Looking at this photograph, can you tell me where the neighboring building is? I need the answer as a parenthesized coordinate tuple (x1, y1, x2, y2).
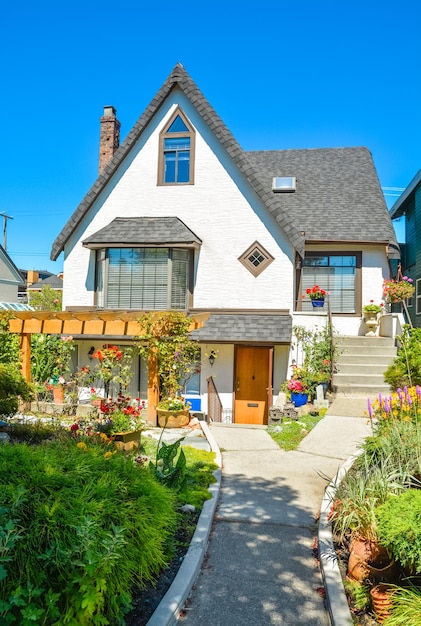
(0, 245, 24, 304)
(390, 169, 421, 327)
(18, 269, 55, 302)
(26, 272, 63, 303)
(50, 64, 399, 423)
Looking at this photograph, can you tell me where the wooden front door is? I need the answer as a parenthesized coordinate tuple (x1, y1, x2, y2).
(234, 346, 273, 425)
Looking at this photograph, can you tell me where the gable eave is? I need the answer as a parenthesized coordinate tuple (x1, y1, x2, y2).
(51, 63, 304, 260)
(0, 246, 24, 284)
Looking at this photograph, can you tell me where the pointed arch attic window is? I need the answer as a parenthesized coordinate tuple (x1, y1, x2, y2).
(158, 108, 195, 185)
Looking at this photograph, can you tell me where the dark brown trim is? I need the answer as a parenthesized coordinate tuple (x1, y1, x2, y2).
(296, 250, 362, 314)
(157, 106, 195, 186)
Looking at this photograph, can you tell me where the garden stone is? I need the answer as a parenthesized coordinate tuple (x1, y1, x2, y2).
(0, 432, 11, 443)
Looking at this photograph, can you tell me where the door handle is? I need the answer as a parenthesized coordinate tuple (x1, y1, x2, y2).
(236, 378, 240, 392)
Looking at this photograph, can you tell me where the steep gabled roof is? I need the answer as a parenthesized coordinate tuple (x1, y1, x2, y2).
(50, 63, 305, 261)
(50, 63, 399, 261)
(247, 148, 399, 255)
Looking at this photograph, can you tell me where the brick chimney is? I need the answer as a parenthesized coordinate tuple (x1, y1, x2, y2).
(27, 270, 39, 287)
(99, 105, 121, 174)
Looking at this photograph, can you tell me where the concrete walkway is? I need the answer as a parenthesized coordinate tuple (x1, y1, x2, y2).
(174, 401, 372, 626)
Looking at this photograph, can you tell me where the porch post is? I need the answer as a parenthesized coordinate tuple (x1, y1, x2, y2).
(147, 351, 159, 426)
(21, 333, 31, 381)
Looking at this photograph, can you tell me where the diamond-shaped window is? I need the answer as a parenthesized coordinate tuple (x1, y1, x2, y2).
(238, 242, 274, 277)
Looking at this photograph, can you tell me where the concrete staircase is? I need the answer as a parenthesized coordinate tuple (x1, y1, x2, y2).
(332, 335, 397, 397)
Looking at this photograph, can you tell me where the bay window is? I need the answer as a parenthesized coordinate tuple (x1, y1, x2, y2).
(96, 247, 190, 310)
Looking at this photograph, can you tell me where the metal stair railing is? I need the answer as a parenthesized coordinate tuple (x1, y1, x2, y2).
(206, 376, 223, 423)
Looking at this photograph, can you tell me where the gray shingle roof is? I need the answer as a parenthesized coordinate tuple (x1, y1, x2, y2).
(50, 64, 399, 261)
(27, 274, 63, 290)
(189, 313, 292, 343)
(51, 63, 305, 260)
(82, 217, 202, 247)
(247, 148, 399, 256)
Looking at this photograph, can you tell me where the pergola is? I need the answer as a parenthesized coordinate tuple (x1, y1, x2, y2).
(7, 310, 209, 425)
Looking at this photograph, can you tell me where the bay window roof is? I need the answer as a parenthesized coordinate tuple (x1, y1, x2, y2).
(82, 217, 202, 249)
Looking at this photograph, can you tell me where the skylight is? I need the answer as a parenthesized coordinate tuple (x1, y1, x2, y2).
(272, 177, 296, 192)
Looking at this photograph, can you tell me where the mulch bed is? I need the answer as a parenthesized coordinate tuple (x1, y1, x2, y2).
(124, 514, 199, 626)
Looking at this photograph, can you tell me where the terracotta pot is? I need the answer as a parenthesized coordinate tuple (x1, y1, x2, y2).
(370, 584, 395, 623)
(348, 538, 397, 583)
(157, 408, 190, 428)
(53, 385, 65, 404)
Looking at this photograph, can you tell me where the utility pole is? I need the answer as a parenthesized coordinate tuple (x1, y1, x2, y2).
(0, 212, 13, 251)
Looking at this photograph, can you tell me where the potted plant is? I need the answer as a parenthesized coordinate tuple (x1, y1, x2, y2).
(362, 301, 384, 336)
(156, 396, 192, 428)
(98, 393, 145, 450)
(287, 366, 310, 406)
(362, 301, 384, 316)
(302, 285, 329, 308)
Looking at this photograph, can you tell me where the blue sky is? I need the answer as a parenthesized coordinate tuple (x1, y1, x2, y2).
(1, 0, 419, 274)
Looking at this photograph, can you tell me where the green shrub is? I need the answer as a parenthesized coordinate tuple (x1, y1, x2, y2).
(0, 364, 33, 417)
(0, 313, 20, 367)
(384, 326, 421, 390)
(0, 437, 178, 624)
(376, 489, 421, 574)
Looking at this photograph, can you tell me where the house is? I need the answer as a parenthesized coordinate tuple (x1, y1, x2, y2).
(26, 272, 63, 307)
(50, 63, 399, 424)
(390, 169, 421, 327)
(0, 245, 24, 307)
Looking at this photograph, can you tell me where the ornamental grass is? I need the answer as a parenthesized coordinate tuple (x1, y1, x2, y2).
(0, 435, 178, 625)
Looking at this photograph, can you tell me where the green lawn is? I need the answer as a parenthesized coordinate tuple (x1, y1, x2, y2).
(267, 410, 326, 450)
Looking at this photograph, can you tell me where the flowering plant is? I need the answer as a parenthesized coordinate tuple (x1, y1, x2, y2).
(46, 374, 67, 389)
(302, 285, 329, 300)
(363, 301, 384, 314)
(98, 393, 146, 433)
(90, 344, 133, 394)
(383, 276, 415, 303)
(92, 344, 123, 362)
(286, 365, 310, 393)
(156, 397, 191, 411)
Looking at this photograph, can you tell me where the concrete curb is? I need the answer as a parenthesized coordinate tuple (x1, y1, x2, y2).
(146, 422, 222, 626)
(318, 452, 363, 626)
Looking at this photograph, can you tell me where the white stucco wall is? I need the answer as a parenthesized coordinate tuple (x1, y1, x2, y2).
(62, 91, 294, 310)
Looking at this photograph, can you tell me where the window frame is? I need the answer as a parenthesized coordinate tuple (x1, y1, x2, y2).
(298, 251, 362, 314)
(238, 241, 274, 277)
(158, 107, 195, 186)
(95, 246, 194, 310)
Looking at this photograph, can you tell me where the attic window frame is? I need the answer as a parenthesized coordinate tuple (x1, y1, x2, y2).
(272, 177, 296, 192)
(238, 241, 274, 277)
(158, 107, 195, 186)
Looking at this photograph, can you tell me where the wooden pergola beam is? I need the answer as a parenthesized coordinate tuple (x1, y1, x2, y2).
(5, 310, 209, 426)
